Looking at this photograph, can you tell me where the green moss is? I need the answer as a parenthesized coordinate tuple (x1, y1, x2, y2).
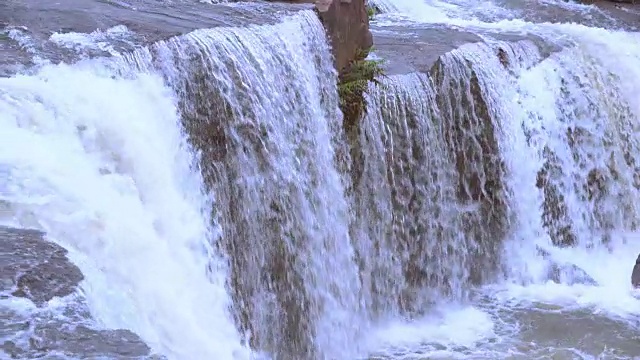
(338, 49, 385, 128)
(367, 6, 375, 19)
(366, 4, 381, 20)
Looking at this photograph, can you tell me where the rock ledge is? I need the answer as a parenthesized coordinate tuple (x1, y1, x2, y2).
(0, 226, 160, 359)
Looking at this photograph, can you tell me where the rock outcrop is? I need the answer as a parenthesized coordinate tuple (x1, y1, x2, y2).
(275, 0, 373, 74)
(547, 262, 598, 286)
(1, 227, 84, 306)
(0, 226, 160, 359)
(632, 254, 640, 288)
(314, 0, 373, 74)
(536, 246, 598, 286)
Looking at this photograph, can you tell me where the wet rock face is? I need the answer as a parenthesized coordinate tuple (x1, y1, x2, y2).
(536, 148, 577, 247)
(430, 58, 508, 286)
(315, 0, 374, 73)
(632, 254, 640, 288)
(1, 311, 158, 359)
(0, 227, 83, 306)
(276, 0, 373, 73)
(536, 247, 597, 286)
(0, 226, 158, 359)
(547, 263, 598, 286)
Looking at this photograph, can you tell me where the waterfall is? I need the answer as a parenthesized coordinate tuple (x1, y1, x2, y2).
(354, 72, 475, 316)
(128, 11, 363, 359)
(361, 0, 640, 356)
(366, 0, 640, 285)
(354, 40, 542, 317)
(1, 9, 360, 360)
(0, 58, 247, 358)
(4, 0, 640, 359)
(499, 27, 640, 289)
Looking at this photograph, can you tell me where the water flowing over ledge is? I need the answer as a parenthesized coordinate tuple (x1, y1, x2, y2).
(2, 0, 640, 359)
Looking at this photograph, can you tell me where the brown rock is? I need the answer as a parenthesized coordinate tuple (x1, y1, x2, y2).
(314, 0, 373, 73)
(0, 226, 159, 359)
(265, 0, 373, 72)
(430, 56, 508, 285)
(0, 227, 83, 306)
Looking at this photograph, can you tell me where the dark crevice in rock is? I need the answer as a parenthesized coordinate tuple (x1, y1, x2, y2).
(536, 147, 577, 247)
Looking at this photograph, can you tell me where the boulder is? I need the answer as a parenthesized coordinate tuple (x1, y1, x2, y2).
(0, 226, 160, 359)
(314, 0, 374, 73)
(547, 262, 598, 286)
(268, 0, 373, 73)
(0, 227, 83, 305)
(536, 246, 598, 286)
(632, 254, 640, 288)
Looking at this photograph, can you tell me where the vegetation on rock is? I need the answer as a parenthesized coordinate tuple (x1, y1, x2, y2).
(366, 4, 379, 19)
(336, 46, 384, 192)
(337, 48, 385, 128)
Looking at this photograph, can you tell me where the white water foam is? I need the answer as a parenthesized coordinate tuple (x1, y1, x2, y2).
(2, 26, 49, 66)
(50, 25, 138, 56)
(369, 0, 619, 34)
(369, 0, 519, 24)
(364, 306, 496, 359)
(495, 36, 640, 323)
(0, 59, 249, 359)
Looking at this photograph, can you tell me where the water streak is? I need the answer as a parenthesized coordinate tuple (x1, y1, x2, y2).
(125, 10, 363, 359)
(0, 60, 248, 359)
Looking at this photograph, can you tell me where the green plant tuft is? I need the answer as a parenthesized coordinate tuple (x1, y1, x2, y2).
(367, 6, 375, 19)
(366, 4, 381, 20)
(338, 51, 385, 128)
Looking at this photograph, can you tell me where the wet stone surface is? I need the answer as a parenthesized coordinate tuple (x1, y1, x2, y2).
(0, 226, 161, 359)
(370, 24, 483, 75)
(0, 227, 84, 306)
(0, 0, 313, 43)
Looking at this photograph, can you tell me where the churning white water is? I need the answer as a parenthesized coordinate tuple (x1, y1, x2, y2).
(496, 26, 640, 316)
(0, 57, 249, 359)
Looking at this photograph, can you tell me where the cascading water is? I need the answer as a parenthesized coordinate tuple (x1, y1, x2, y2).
(362, 0, 640, 358)
(126, 11, 363, 359)
(352, 69, 507, 317)
(4, 0, 640, 359)
(0, 59, 248, 359)
(0, 47, 251, 360)
(2, 7, 363, 360)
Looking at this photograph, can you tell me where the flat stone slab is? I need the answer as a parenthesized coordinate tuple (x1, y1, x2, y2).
(371, 24, 483, 75)
(370, 20, 562, 77)
(0, 227, 83, 306)
(0, 226, 161, 359)
(0, 0, 313, 42)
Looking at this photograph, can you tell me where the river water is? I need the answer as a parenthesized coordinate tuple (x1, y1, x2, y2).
(1, 0, 640, 359)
